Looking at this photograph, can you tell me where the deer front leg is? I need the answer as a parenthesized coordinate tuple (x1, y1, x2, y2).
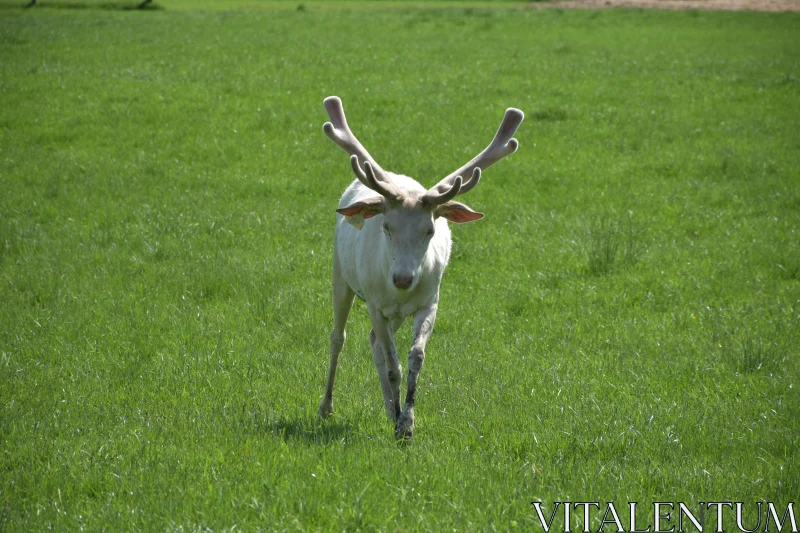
(395, 303, 437, 440)
(369, 329, 395, 421)
(367, 305, 402, 422)
(319, 251, 355, 420)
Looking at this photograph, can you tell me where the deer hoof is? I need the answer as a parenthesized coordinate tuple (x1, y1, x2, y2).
(395, 407, 414, 440)
(318, 402, 333, 420)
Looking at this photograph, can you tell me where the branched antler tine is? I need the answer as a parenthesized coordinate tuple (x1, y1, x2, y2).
(429, 165, 481, 200)
(430, 177, 455, 195)
(350, 155, 377, 190)
(323, 96, 384, 174)
(443, 107, 524, 184)
(363, 161, 401, 199)
(423, 176, 463, 207)
(458, 167, 481, 195)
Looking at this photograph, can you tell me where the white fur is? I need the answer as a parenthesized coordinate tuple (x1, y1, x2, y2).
(335, 175, 451, 319)
(319, 173, 453, 439)
(318, 96, 522, 440)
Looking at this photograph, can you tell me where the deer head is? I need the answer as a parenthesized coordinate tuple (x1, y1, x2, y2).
(323, 96, 523, 290)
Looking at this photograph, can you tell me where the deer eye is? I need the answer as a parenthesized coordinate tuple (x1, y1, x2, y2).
(426, 228, 435, 236)
(383, 224, 390, 234)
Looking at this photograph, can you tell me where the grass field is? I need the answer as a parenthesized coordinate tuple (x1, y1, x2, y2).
(2, 1, 799, 530)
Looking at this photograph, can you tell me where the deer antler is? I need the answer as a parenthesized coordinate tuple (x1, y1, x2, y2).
(323, 96, 402, 200)
(349, 156, 402, 201)
(422, 177, 462, 207)
(427, 108, 524, 198)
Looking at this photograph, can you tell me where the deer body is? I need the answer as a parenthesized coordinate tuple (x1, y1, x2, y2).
(318, 97, 523, 439)
(336, 175, 452, 316)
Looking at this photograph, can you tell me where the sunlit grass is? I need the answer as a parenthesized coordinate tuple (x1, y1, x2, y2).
(1, 2, 799, 530)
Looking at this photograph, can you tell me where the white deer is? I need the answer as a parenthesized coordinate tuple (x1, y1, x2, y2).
(318, 96, 523, 439)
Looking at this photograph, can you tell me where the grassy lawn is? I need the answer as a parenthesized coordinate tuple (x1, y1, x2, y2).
(1, 1, 799, 530)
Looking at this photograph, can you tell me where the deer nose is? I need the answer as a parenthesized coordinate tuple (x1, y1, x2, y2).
(392, 273, 413, 290)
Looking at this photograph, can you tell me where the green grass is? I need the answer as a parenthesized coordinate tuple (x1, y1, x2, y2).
(1, 2, 799, 531)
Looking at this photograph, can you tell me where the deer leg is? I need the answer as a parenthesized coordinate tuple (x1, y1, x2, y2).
(368, 306, 402, 422)
(369, 329, 394, 420)
(395, 303, 437, 440)
(319, 251, 355, 419)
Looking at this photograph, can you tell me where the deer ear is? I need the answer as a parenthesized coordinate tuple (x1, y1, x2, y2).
(336, 196, 385, 230)
(434, 201, 484, 224)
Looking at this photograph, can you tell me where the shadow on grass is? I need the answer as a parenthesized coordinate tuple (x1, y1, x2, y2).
(268, 417, 356, 445)
(4, 0, 162, 10)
